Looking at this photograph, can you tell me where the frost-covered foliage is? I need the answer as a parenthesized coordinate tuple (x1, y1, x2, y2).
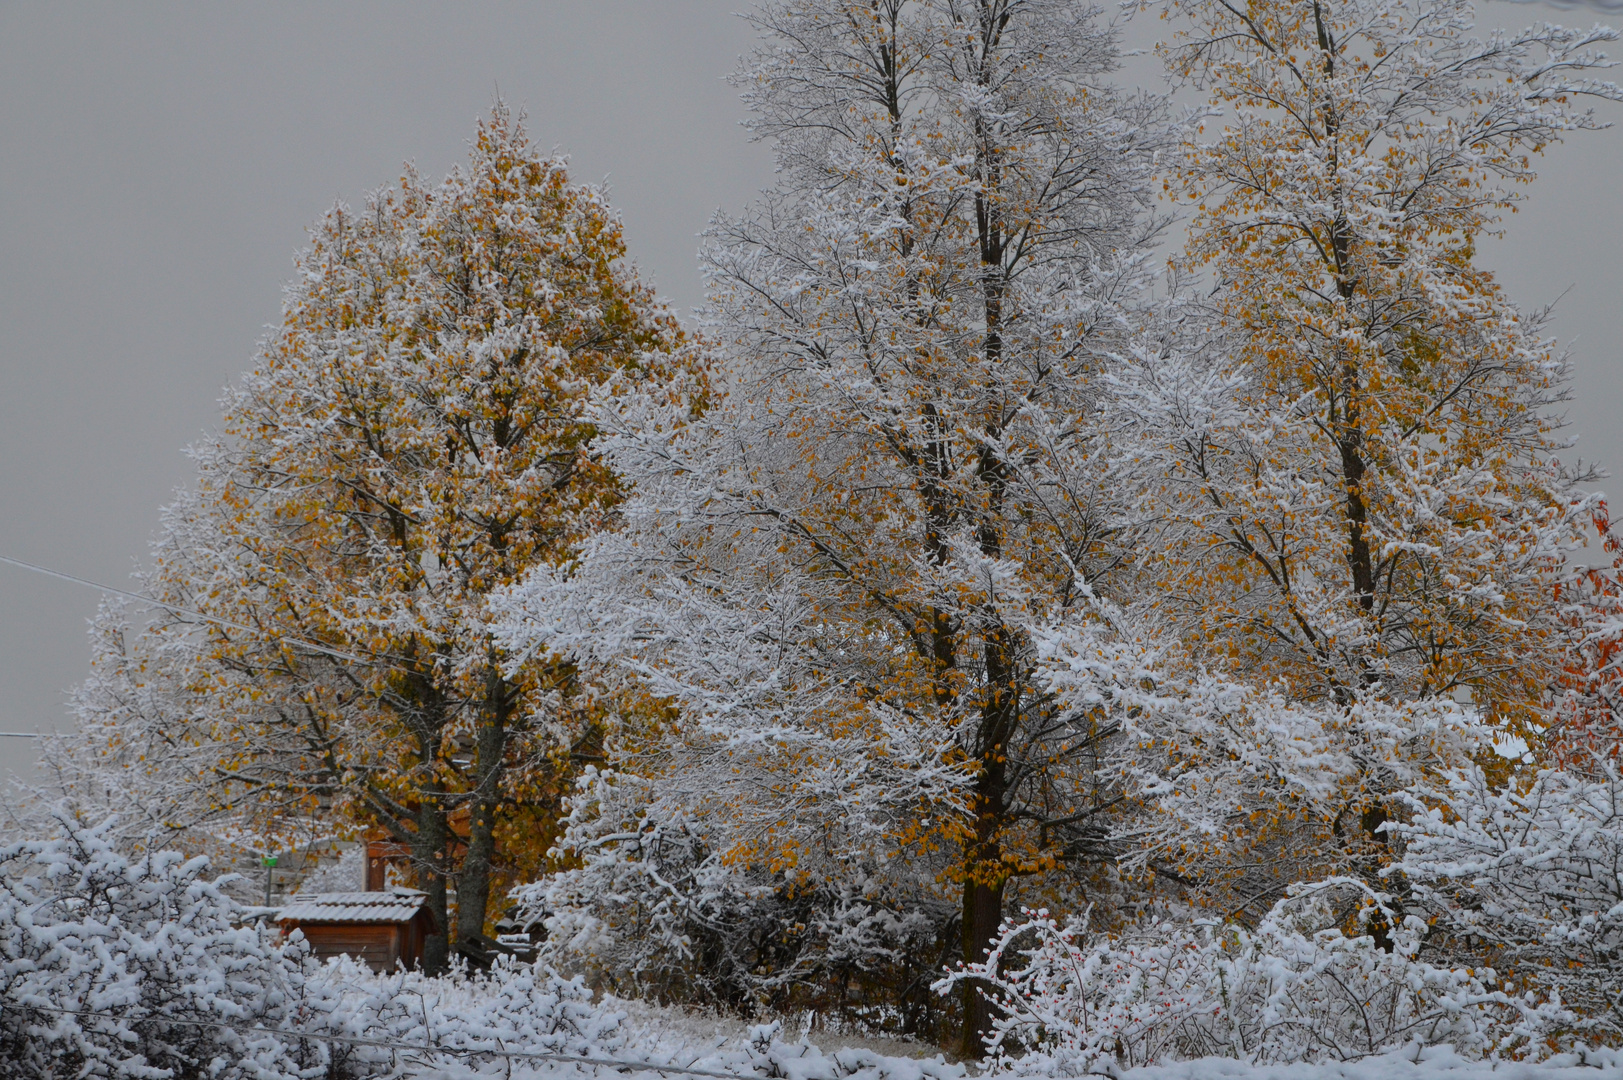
(1083, 0, 1623, 910)
(7, 809, 1623, 1079)
(517, 767, 954, 1026)
(0, 814, 969, 1080)
(300, 970, 970, 1080)
(945, 757, 1623, 1071)
(491, 0, 1171, 1046)
(1034, 604, 1490, 905)
(23, 600, 246, 870)
(488, 0, 1623, 1055)
(29, 103, 703, 971)
(291, 957, 628, 1079)
(0, 812, 629, 1079)
(937, 0, 1623, 1061)
(33, 0, 1623, 1068)
(0, 813, 311, 1078)
(947, 882, 1559, 1074)
(1395, 762, 1623, 1043)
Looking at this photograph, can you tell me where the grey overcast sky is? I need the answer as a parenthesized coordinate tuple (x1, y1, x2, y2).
(0, 1, 1617, 782)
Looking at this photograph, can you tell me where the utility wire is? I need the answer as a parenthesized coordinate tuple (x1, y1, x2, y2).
(0, 553, 398, 672)
(18, 1003, 758, 1079)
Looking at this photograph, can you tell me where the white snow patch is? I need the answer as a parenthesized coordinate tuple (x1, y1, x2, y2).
(1111, 1046, 1623, 1079)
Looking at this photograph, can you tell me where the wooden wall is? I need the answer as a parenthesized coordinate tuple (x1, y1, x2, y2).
(293, 923, 402, 972)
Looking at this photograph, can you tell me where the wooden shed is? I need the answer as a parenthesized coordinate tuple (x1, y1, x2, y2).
(278, 888, 436, 972)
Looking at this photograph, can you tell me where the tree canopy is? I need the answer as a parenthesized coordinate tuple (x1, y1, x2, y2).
(35, 0, 1623, 1063)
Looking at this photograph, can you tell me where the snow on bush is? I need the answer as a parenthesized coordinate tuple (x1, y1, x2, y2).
(518, 766, 950, 1019)
(0, 812, 640, 1079)
(20, 802, 1623, 1080)
(943, 879, 1567, 1076)
(0, 813, 966, 1080)
(515, 766, 792, 1004)
(290, 968, 971, 1080)
(514, 758, 1623, 1072)
(924, 758, 1623, 1074)
(290, 956, 630, 1078)
(0, 812, 313, 1077)
(1394, 761, 1623, 1043)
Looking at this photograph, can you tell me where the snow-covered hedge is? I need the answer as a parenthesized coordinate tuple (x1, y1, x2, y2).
(1395, 762, 1623, 1044)
(289, 957, 635, 1079)
(945, 882, 1557, 1076)
(0, 815, 314, 1077)
(943, 762, 1623, 1074)
(0, 814, 630, 1078)
(0, 815, 968, 1080)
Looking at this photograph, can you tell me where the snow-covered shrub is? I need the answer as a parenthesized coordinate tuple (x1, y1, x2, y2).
(517, 767, 800, 1007)
(944, 879, 1560, 1075)
(291, 957, 628, 1078)
(0, 813, 679, 1078)
(517, 768, 955, 1030)
(1395, 761, 1623, 1043)
(0, 813, 314, 1078)
(296, 965, 971, 1080)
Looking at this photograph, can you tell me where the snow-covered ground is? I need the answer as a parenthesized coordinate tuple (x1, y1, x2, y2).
(606, 998, 1623, 1080)
(612, 997, 947, 1062)
(1101, 1052, 1623, 1079)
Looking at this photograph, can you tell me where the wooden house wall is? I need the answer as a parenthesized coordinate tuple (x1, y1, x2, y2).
(292, 923, 401, 972)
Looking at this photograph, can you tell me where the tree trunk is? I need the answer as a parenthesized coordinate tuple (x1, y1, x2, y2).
(959, 667, 1012, 1059)
(958, 127, 1014, 1052)
(455, 668, 510, 947)
(412, 787, 451, 975)
(403, 676, 452, 974)
(958, 870, 1006, 1058)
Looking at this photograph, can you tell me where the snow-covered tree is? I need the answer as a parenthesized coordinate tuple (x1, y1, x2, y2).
(1543, 501, 1623, 764)
(986, 0, 1623, 1059)
(47, 104, 694, 971)
(1076, 0, 1623, 912)
(27, 600, 236, 860)
(495, 0, 1168, 1048)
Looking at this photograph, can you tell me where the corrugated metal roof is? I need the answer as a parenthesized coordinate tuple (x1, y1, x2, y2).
(277, 889, 428, 925)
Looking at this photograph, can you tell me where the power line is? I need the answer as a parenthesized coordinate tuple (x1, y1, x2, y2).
(0, 553, 399, 672)
(19, 1003, 757, 1079)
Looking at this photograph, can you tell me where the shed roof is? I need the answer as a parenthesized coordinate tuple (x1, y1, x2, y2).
(277, 888, 430, 926)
